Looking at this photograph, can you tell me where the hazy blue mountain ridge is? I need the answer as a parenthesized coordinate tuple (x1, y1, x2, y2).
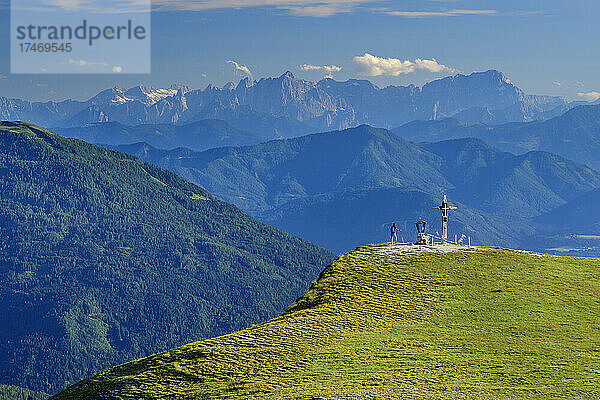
(53, 119, 270, 151)
(393, 104, 600, 170)
(112, 125, 600, 253)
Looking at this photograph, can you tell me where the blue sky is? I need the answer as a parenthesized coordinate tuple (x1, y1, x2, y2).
(0, 0, 598, 102)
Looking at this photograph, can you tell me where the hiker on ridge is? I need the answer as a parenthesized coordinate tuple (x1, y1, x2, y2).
(390, 223, 401, 243)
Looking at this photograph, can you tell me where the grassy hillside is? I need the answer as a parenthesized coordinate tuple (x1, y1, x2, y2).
(54, 245, 600, 399)
(0, 121, 334, 394)
(0, 384, 47, 400)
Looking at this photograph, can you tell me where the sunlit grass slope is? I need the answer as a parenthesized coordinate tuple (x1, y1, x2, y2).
(54, 245, 600, 399)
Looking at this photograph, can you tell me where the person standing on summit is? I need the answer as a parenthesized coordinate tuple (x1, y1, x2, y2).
(390, 222, 401, 243)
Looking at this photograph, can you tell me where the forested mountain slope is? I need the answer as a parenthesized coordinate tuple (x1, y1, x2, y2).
(0, 121, 334, 394)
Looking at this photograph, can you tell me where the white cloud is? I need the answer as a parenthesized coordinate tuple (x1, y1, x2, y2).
(299, 64, 342, 77)
(353, 53, 456, 76)
(14, 0, 150, 13)
(286, 4, 354, 17)
(0, 75, 7, 80)
(577, 91, 600, 102)
(575, 81, 585, 88)
(9, 0, 543, 17)
(69, 59, 108, 67)
(43, 0, 90, 12)
(150, 0, 373, 16)
(226, 60, 252, 78)
(413, 58, 454, 73)
(385, 9, 497, 18)
(553, 81, 561, 87)
(112, 66, 122, 72)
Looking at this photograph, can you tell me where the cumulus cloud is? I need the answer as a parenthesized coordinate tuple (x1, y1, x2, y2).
(385, 9, 497, 18)
(226, 60, 252, 78)
(150, 0, 373, 17)
(112, 66, 122, 72)
(577, 91, 600, 102)
(299, 64, 342, 77)
(353, 53, 456, 76)
(413, 58, 455, 73)
(553, 81, 561, 87)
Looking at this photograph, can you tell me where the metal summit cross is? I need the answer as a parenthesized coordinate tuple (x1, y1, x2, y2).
(433, 195, 457, 243)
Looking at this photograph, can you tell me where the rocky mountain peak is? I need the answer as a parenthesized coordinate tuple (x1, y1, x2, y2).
(236, 77, 254, 90)
(0, 70, 569, 130)
(280, 71, 295, 80)
(223, 81, 236, 91)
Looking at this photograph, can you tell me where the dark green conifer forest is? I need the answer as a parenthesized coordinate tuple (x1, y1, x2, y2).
(0, 121, 334, 394)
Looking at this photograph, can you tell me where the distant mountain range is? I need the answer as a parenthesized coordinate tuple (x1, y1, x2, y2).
(393, 104, 600, 170)
(538, 187, 600, 232)
(112, 125, 600, 254)
(0, 122, 333, 394)
(531, 187, 600, 251)
(0, 70, 574, 138)
(53, 119, 271, 151)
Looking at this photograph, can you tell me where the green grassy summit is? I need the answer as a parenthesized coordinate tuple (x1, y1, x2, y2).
(53, 244, 600, 399)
